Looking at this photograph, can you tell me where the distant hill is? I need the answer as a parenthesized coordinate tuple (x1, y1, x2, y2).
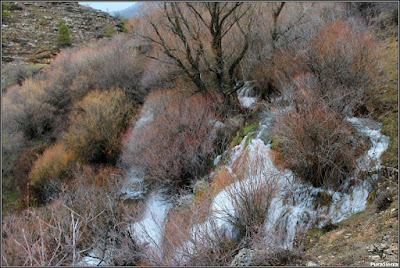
(1, 2, 123, 64)
(112, 3, 143, 18)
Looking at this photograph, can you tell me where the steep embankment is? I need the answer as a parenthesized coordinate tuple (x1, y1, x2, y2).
(303, 30, 399, 267)
(1, 2, 122, 63)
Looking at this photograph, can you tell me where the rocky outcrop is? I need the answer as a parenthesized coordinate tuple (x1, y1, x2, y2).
(230, 248, 254, 266)
(230, 248, 304, 266)
(2, 2, 123, 63)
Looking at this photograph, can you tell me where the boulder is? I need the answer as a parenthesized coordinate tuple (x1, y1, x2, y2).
(230, 248, 254, 266)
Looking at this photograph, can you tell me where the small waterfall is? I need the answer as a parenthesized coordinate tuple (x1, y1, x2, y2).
(177, 109, 389, 258)
(113, 95, 389, 264)
(131, 191, 173, 256)
(237, 81, 260, 108)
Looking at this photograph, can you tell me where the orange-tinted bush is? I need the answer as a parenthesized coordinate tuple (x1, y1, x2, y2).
(122, 89, 222, 192)
(307, 20, 379, 89)
(29, 143, 75, 204)
(63, 89, 133, 164)
(276, 19, 380, 116)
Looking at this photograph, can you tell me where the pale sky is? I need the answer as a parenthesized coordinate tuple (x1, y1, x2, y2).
(79, 2, 138, 13)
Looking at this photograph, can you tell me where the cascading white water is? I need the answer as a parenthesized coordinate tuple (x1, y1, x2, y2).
(131, 191, 173, 255)
(101, 91, 389, 265)
(177, 111, 389, 257)
(237, 81, 260, 108)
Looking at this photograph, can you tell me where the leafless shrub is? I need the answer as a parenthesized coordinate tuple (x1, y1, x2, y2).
(219, 147, 279, 241)
(42, 35, 147, 107)
(63, 89, 133, 164)
(1, 165, 141, 266)
(28, 143, 75, 205)
(168, 218, 243, 266)
(1, 62, 27, 90)
(2, 79, 56, 139)
(141, 2, 254, 97)
(245, 2, 325, 98)
(272, 88, 361, 189)
(1, 130, 26, 189)
(250, 248, 303, 266)
(345, 2, 398, 27)
(275, 19, 380, 115)
(122, 89, 224, 192)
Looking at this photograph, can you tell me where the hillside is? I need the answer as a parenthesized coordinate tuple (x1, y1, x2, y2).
(1, 2, 398, 267)
(1, 2, 122, 64)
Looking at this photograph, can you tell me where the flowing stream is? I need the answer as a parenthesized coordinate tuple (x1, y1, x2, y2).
(205, 114, 389, 249)
(174, 110, 389, 260)
(79, 93, 389, 265)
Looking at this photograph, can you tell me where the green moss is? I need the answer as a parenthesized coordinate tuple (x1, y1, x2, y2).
(230, 133, 242, 148)
(349, 210, 365, 219)
(192, 180, 210, 206)
(243, 122, 258, 135)
(194, 180, 209, 199)
(270, 136, 279, 150)
(230, 122, 258, 148)
(38, 18, 49, 25)
(3, 190, 20, 204)
(2, 3, 8, 18)
(235, 113, 244, 118)
(244, 133, 255, 148)
(1, 189, 22, 215)
(120, 18, 129, 33)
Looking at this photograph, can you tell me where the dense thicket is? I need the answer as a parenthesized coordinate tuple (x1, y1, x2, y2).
(122, 89, 225, 192)
(1, 2, 398, 266)
(64, 89, 133, 165)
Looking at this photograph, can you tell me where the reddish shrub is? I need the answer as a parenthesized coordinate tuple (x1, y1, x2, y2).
(279, 20, 379, 116)
(272, 88, 360, 189)
(122, 89, 222, 192)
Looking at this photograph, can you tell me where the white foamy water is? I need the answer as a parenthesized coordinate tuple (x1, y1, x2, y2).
(177, 112, 389, 257)
(104, 95, 389, 265)
(131, 191, 172, 256)
(135, 101, 154, 128)
(237, 81, 259, 108)
(120, 166, 146, 200)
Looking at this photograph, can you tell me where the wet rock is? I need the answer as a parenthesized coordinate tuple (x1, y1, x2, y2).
(390, 208, 398, 218)
(378, 166, 399, 182)
(384, 254, 398, 263)
(306, 261, 320, 266)
(382, 234, 391, 242)
(374, 243, 390, 252)
(371, 255, 381, 261)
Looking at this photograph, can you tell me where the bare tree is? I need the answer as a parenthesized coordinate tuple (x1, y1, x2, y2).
(141, 2, 254, 97)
